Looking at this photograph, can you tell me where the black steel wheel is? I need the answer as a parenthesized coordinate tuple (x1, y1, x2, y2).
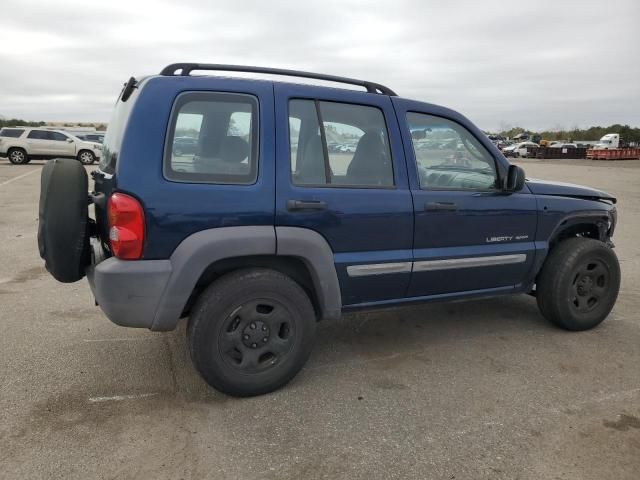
(218, 298, 296, 374)
(569, 258, 610, 315)
(188, 268, 317, 397)
(537, 237, 620, 331)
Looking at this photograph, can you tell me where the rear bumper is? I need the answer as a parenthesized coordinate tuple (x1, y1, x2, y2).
(87, 257, 172, 329)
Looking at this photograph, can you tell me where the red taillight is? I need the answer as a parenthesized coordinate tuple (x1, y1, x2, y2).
(107, 192, 144, 259)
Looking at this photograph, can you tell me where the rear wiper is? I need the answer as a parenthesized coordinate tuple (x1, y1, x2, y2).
(120, 77, 137, 102)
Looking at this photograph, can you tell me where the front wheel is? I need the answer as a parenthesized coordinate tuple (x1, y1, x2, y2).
(537, 237, 620, 331)
(187, 268, 317, 397)
(77, 150, 96, 165)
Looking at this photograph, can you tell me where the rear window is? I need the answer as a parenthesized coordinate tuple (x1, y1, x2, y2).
(0, 128, 25, 138)
(164, 92, 259, 185)
(98, 86, 138, 174)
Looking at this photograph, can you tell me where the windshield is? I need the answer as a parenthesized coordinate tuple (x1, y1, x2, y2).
(98, 82, 140, 174)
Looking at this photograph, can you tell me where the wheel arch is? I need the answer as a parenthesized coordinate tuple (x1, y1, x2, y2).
(183, 254, 321, 320)
(532, 211, 613, 284)
(548, 212, 611, 248)
(150, 226, 341, 331)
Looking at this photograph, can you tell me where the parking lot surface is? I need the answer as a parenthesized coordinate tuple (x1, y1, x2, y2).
(0, 158, 639, 479)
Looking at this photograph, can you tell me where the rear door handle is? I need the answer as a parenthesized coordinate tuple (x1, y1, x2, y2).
(287, 199, 328, 211)
(425, 201, 457, 211)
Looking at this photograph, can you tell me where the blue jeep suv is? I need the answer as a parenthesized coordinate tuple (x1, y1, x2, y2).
(38, 63, 620, 396)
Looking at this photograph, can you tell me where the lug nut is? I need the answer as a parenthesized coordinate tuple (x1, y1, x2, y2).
(250, 323, 256, 329)
(262, 326, 267, 331)
(251, 343, 257, 348)
(263, 337, 268, 342)
(243, 334, 249, 340)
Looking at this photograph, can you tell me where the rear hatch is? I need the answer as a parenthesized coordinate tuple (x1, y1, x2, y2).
(91, 79, 141, 250)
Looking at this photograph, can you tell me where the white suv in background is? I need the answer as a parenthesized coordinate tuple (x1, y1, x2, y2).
(0, 127, 102, 165)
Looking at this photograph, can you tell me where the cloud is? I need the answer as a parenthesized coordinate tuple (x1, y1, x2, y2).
(0, 0, 638, 130)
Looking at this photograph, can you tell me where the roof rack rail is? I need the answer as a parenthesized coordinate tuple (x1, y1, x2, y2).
(160, 63, 397, 96)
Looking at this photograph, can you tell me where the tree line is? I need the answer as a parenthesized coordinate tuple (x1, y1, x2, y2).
(0, 118, 107, 131)
(496, 124, 640, 142)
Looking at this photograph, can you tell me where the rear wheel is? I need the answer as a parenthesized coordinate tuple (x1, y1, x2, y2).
(77, 150, 96, 165)
(537, 237, 620, 331)
(187, 268, 317, 397)
(8, 148, 29, 164)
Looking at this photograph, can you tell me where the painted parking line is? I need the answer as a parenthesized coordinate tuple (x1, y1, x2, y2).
(0, 167, 42, 186)
(82, 338, 151, 343)
(88, 393, 159, 403)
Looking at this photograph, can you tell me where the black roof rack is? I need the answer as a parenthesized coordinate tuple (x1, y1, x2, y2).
(160, 63, 397, 96)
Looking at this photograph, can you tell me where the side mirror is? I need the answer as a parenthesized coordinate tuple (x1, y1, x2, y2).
(66, 138, 74, 143)
(505, 165, 526, 192)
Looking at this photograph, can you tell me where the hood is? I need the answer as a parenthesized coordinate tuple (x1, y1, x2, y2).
(526, 178, 616, 203)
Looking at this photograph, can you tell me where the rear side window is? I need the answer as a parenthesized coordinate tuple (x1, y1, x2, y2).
(27, 130, 49, 139)
(289, 100, 393, 187)
(0, 128, 24, 138)
(164, 92, 259, 185)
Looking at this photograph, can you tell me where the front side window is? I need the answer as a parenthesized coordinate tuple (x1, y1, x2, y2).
(407, 112, 498, 191)
(165, 92, 258, 185)
(289, 100, 394, 187)
(49, 132, 68, 141)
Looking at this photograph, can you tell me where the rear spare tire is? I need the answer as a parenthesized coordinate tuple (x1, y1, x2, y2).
(38, 158, 90, 283)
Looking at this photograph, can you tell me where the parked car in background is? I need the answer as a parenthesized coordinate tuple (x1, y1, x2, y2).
(172, 136, 198, 156)
(550, 143, 578, 149)
(339, 144, 356, 153)
(502, 141, 538, 157)
(0, 127, 102, 164)
(76, 133, 105, 143)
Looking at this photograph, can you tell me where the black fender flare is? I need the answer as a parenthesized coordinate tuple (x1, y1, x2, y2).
(151, 226, 341, 331)
(531, 210, 613, 283)
(275, 227, 342, 321)
(548, 211, 612, 245)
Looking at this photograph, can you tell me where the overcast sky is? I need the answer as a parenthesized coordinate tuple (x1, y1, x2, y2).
(1, 0, 638, 131)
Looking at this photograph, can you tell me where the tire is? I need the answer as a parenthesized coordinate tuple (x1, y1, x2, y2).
(77, 150, 96, 165)
(537, 237, 620, 331)
(187, 268, 317, 397)
(38, 158, 90, 283)
(8, 148, 28, 165)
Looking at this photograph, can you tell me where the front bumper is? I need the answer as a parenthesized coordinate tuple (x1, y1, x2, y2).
(87, 257, 172, 329)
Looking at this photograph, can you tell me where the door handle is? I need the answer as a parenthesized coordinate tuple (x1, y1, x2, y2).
(287, 199, 328, 211)
(425, 201, 457, 211)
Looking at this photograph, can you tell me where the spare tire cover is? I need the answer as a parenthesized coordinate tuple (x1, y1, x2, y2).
(38, 158, 90, 283)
